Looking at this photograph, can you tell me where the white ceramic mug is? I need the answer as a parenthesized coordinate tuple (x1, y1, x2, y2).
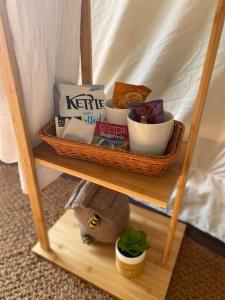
(127, 111, 174, 156)
(105, 99, 129, 125)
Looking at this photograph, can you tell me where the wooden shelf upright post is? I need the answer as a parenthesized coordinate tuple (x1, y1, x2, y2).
(80, 0, 92, 84)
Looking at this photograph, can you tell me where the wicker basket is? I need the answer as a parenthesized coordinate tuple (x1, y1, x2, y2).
(39, 119, 184, 176)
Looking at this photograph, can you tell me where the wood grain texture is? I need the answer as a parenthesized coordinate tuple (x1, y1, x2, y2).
(80, 0, 92, 84)
(34, 142, 185, 208)
(0, 1, 50, 250)
(33, 205, 186, 300)
(163, 0, 225, 263)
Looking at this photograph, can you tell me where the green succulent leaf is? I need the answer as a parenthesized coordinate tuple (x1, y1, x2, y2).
(118, 228, 151, 257)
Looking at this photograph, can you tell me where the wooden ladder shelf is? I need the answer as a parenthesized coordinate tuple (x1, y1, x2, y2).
(1, 0, 225, 299)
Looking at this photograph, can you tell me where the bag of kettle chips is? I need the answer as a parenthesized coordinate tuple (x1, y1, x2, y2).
(112, 82, 151, 109)
(57, 83, 106, 125)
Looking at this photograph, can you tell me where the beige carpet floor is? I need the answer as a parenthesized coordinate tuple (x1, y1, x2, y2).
(0, 163, 225, 300)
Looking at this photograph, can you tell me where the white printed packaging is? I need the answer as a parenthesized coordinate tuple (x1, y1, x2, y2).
(57, 83, 106, 125)
(62, 118, 95, 144)
(55, 117, 71, 138)
(55, 116, 82, 138)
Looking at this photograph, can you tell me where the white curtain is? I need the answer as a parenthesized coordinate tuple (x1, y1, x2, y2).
(92, 0, 225, 242)
(0, 0, 82, 190)
(1, 0, 224, 242)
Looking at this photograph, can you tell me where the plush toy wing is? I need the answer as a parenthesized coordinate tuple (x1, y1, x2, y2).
(64, 180, 99, 209)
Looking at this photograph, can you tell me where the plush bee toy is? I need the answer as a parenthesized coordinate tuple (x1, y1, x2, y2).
(65, 180, 130, 244)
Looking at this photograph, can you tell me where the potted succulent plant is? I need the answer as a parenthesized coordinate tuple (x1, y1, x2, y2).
(115, 228, 150, 278)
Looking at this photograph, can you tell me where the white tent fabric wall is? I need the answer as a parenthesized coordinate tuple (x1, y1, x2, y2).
(0, 0, 82, 190)
(92, 0, 225, 242)
(0, 0, 224, 242)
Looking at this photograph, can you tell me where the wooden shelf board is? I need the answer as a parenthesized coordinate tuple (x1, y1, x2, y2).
(33, 205, 186, 300)
(33, 143, 185, 208)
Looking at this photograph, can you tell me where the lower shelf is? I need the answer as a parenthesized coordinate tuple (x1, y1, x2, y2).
(33, 205, 185, 300)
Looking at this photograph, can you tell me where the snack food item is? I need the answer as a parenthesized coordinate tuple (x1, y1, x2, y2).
(92, 121, 129, 151)
(55, 116, 82, 138)
(62, 118, 95, 144)
(112, 82, 151, 109)
(57, 83, 106, 124)
(129, 99, 164, 124)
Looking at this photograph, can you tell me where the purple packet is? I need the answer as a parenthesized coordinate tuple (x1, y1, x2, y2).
(145, 100, 164, 123)
(128, 102, 145, 122)
(128, 99, 164, 124)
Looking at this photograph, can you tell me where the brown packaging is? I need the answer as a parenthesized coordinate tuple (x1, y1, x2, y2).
(112, 82, 151, 109)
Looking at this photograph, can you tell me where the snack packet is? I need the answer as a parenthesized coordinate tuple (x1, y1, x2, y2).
(92, 121, 129, 151)
(62, 118, 95, 144)
(55, 116, 82, 138)
(128, 100, 164, 124)
(57, 83, 106, 124)
(112, 82, 151, 109)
